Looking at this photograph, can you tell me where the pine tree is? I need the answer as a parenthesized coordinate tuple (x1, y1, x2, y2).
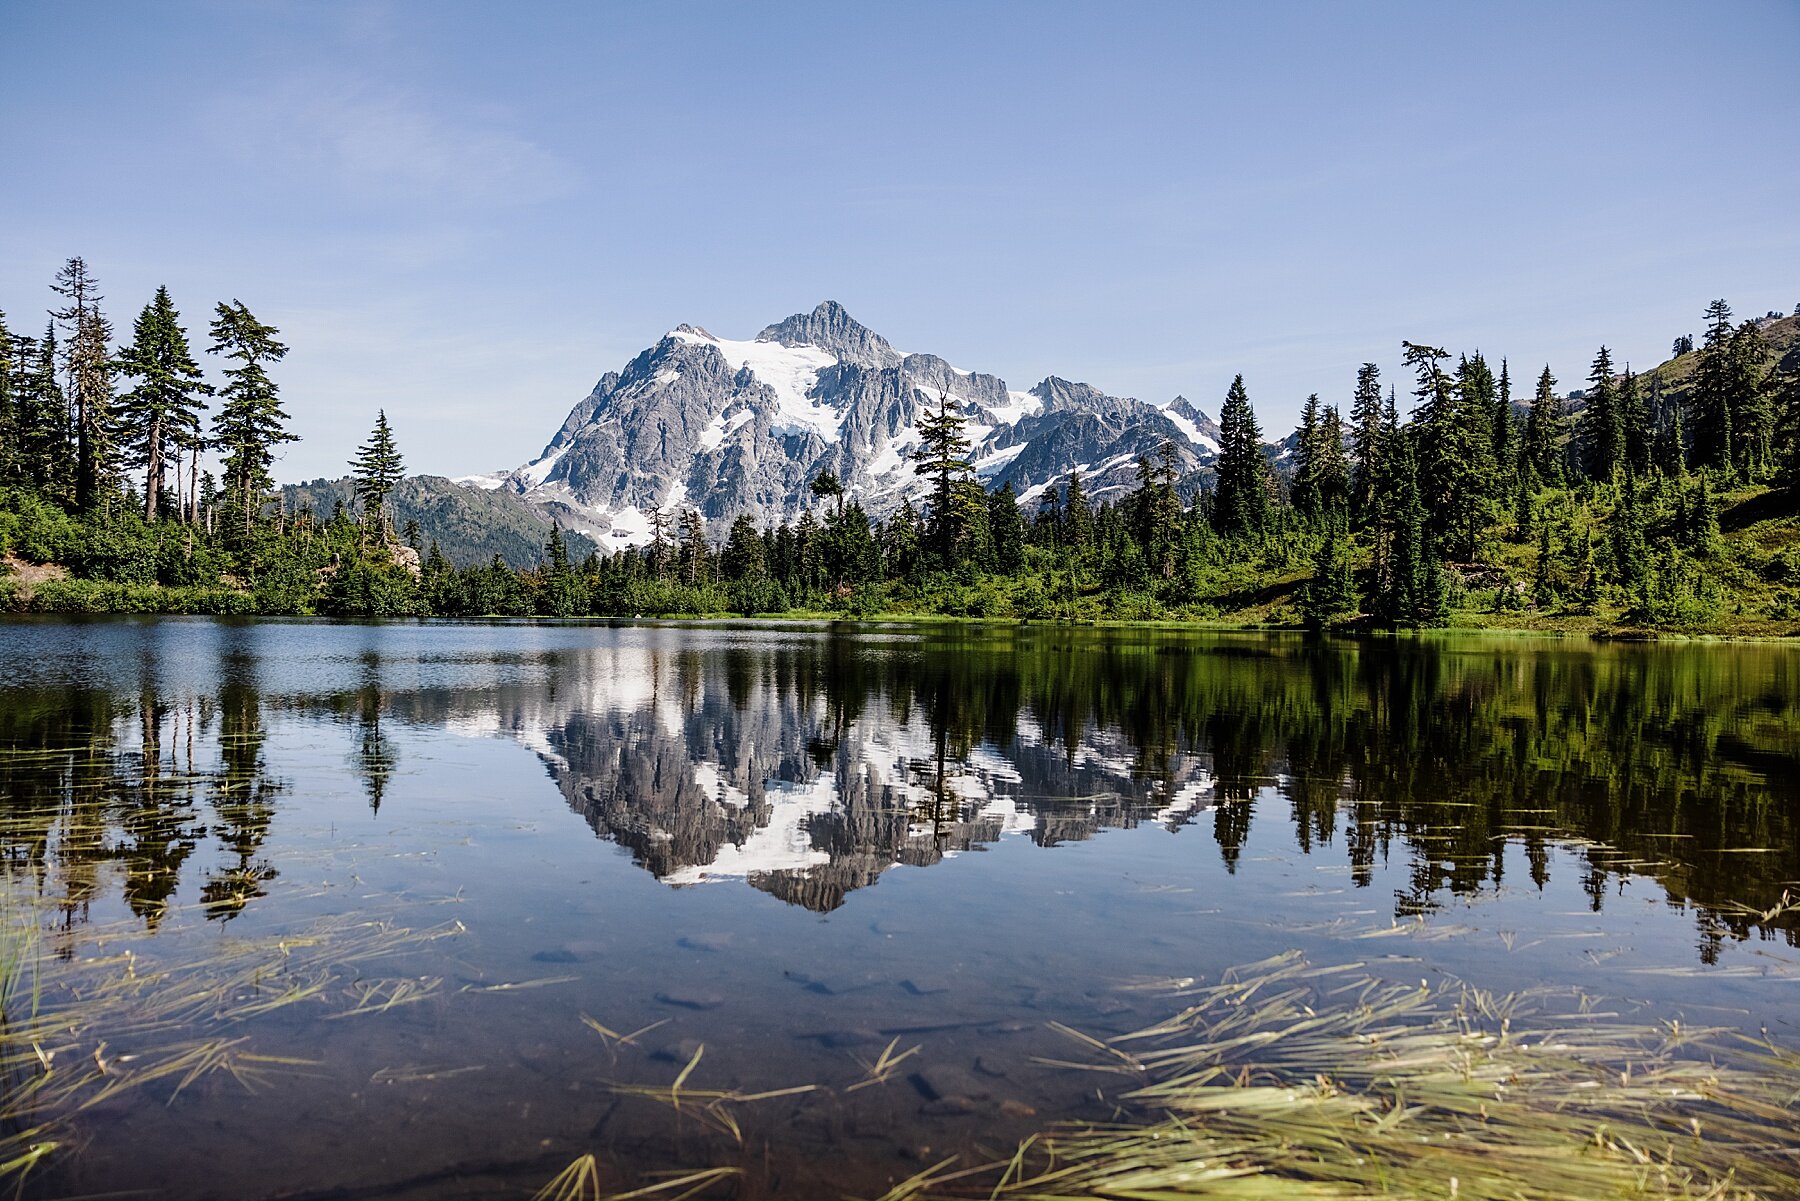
(1211, 374, 1269, 538)
(541, 523, 582, 616)
(1579, 346, 1624, 481)
(1408, 342, 1489, 559)
(1492, 359, 1516, 485)
(0, 311, 15, 485)
(911, 391, 974, 565)
(1727, 321, 1772, 477)
(1531, 524, 1556, 610)
(1316, 405, 1349, 516)
(678, 508, 711, 585)
(116, 286, 211, 521)
(721, 514, 767, 580)
(988, 481, 1026, 575)
(1524, 366, 1562, 483)
(1691, 299, 1737, 472)
(1619, 366, 1650, 477)
(809, 469, 844, 517)
(1349, 363, 1384, 528)
(209, 301, 296, 538)
(1291, 393, 1323, 518)
(1300, 513, 1357, 625)
(51, 257, 117, 511)
(1655, 401, 1688, 477)
(1129, 442, 1184, 576)
(1062, 469, 1095, 557)
(13, 323, 70, 498)
(349, 410, 405, 537)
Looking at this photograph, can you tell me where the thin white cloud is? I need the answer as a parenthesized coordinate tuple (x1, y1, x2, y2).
(213, 78, 575, 207)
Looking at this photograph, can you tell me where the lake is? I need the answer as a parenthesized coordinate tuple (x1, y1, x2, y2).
(1, 618, 1796, 1199)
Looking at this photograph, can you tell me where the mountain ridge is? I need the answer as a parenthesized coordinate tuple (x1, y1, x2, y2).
(458, 301, 1224, 549)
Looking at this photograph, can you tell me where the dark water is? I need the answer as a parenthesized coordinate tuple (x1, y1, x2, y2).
(2, 618, 1797, 1199)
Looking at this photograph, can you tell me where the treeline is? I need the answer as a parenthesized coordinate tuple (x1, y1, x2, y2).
(3, 261, 1799, 628)
(0, 259, 427, 613)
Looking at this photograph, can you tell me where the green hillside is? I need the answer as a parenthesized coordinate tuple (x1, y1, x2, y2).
(281, 475, 597, 569)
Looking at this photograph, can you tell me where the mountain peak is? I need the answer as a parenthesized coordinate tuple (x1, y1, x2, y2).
(757, 301, 897, 366)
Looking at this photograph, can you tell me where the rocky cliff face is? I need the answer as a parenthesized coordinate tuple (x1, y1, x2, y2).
(459, 301, 1224, 548)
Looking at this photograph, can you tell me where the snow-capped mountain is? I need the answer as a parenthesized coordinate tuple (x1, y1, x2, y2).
(461, 301, 1222, 548)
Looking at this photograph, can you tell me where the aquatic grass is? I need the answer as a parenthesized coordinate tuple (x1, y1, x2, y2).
(0, 886, 463, 1191)
(607, 1045, 821, 1143)
(910, 951, 1800, 1201)
(848, 1035, 923, 1092)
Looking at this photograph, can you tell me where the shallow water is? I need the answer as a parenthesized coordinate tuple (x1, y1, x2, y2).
(1, 618, 1796, 1198)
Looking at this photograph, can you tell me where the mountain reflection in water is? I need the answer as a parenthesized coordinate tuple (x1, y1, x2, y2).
(3, 620, 1796, 959)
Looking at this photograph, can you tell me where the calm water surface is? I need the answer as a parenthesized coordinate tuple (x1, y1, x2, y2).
(1, 618, 1796, 1198)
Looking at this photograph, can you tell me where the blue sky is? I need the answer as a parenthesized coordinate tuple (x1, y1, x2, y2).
(3, 1, 1797, 482)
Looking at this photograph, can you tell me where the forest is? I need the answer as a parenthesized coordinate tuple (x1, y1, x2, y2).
(3, 256, 1799, 633)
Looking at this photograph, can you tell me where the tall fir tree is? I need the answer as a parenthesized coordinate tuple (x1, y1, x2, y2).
(1349, 362, 1384, 528)
(1062, 469, 1095, 558)
(911, 391, 975, 565)
(51, 257, 117, 511)
(1407, 342, 1489, 559)
(1290, 393, 1324, 519)
(1619, 365, 1651, 477)
(1492, 359, 1516, 487)
(116, 286, 211, 521)
(1211, 374, 1269, 538)
(1690, 299, 1737, 472)
(1579, 345, 1624, 481)
(350, 410, 405, 537)
(1316, 404, 1349, 516)
(987, 481, 1026, 575)
(1727, 320, 1772, 478)
(209, 301, 296, 538)
(1524, 366, 1562, 484)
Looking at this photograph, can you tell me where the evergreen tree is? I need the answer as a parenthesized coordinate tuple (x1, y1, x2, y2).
(988, 481, 1026, 575)
(1691, 299, 1737, 472)
(1408, 342, 1489, 559)
(540, 523, 582, 616)
(1727, 320, 1772, 477)
(721, 514, 767, 580)
(1524, 366, 1562, 483)
(209, 301, 295, 538)
(1291, 393, 1323, 518)
(116, 286, 211, 521)
(349, 410, 404, 537)
(809, 469, 844, 517)
(0, 311, 15, 485)
(678, 508, 711, 585)
(1062, 469, 1095, 557)
(1579, 345, 1624, 481)
(1129, 442, 1184, 576)
(883, 499, 922, 578)
(1349, 363, 1383, 527)
(51, 257, 117, 511)
(1655, 401, 1688, 477)
(1300, 513, 1357, 625)
(911, 392, 975, 565)
(1316, 404, 1350, 517)
(1492, 359, 1516, 485)
(828, 500, 882, 584)
(1619, 366, 1651, 477)
(1211, 374, 1269, 538)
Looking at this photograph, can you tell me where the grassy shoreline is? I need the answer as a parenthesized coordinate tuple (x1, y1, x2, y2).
(5, 593, 1798, 642)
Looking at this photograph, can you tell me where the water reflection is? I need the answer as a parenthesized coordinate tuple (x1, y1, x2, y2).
(1, 622, 1796, 959)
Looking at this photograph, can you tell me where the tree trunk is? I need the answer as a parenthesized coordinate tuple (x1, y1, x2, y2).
(144, 421, 162, 523)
